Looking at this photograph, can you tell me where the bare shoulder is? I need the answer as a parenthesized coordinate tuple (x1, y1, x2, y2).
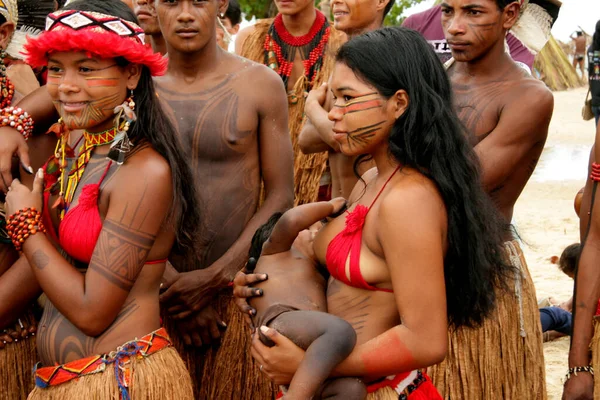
(507, 73, 554, 113)
(227, 54, 286, 111)
(119, 145, 172, 186)
(380, 169, 446, 221)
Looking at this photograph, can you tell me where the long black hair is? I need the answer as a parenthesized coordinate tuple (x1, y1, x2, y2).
(337, 27, 513, 329)
(64, 0, 200, 257)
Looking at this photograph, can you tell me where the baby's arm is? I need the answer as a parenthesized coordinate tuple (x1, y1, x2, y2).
(267, 310, 357, 400)
(263, 198, 346, 256)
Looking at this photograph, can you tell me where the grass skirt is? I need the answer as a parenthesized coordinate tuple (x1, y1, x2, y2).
(28, 328, 193, 400)
(199, 291, 278, 399)
(162, 290, 278, 399)
(428, 240, 546, 400)
(0, 307, 38, 400)
(591, 317, 600, 398)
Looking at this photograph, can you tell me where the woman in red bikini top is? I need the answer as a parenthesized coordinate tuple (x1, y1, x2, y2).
(3, 1, 199, 398)
(243, 28, 513, 398)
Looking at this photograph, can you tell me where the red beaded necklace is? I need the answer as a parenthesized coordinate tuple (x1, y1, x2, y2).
(264, 10, 330, 90)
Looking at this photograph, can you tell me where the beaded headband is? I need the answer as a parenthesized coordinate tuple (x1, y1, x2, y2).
(0, 0, 18, 25)
(23, 10, 167, 76)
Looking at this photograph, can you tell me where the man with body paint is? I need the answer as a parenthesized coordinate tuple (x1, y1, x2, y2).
(0, 0, 294, 399)
(424, 0, 554, 398)
(235, 0, 345, 206)
(298, 0, 396, 200)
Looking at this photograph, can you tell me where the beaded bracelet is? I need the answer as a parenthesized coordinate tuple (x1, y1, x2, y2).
(565, 365, 594, 382)
(6, 207, 46, 252)
(0, 106, 34, 140)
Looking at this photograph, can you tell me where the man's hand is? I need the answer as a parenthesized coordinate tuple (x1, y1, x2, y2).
(160, 268, 226, 319)
(563, 372, 593, 400)
(175, 305, 226, 347)
(0, 127, 32, 192)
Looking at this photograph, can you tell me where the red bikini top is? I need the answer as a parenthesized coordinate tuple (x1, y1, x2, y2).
(325, 166, 401, 293)
(43, 160, 168, 266)
(41, 162, 112, 264)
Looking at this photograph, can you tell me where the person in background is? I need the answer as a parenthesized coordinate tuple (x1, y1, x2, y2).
(217, 0, 241, 51)
(588, 21, 600, 125)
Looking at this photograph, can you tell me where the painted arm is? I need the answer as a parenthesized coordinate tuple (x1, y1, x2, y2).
(474, 83, 553, 193)
(7, 157, 172, 337)
(0, 86, 58, 191)
(298, 83, 338, 154)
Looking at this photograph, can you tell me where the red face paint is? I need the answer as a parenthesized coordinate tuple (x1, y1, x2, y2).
(341, 99, 383, 114)
(84, 78, 120, 88)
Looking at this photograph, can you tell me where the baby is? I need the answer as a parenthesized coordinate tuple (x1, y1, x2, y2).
(248, 198, 366, 400)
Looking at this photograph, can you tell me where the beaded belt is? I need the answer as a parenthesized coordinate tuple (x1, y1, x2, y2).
(34, 327, 172, 400)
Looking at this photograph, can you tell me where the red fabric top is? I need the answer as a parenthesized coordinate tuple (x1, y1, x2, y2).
(42, 157, 167, 266)
(57, 162, 112, 263)
(325, 166, 401, 293)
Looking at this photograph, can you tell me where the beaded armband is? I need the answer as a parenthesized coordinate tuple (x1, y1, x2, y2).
(0, 107, 34, 140)
(591, 163, 600, 182)
(6, 207, 46, 252)
(565, 365, 594, 382)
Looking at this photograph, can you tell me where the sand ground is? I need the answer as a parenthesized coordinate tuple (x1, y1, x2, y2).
(513, 86, 596, 399)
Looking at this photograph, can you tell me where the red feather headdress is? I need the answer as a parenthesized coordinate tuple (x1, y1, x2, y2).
(22, 10, 167, 76)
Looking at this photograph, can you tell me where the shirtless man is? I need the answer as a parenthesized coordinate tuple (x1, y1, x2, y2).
(572, 31, 587, 79)
(133, 0, 167, 55)
(298, 0, 394, 199)
(426, 0, 554, 398)
(0, 0, 294, 398)
(235, 0, 345, 205)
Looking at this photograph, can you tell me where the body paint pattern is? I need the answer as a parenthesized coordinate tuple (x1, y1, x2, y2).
(333, 92, 386, 150)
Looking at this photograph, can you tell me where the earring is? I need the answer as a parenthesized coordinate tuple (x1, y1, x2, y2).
(219, 13, 225, 19)
(108, 90, 136, 165)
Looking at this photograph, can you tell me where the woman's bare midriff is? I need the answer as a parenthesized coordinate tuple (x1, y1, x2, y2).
(36, 264, 164, 366)
(326, 278, 399, 345)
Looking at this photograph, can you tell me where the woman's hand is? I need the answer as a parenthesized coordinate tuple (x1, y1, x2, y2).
(5, 169, 43, 216)
(0, 126, 32, 193)
(232, 258, 268, 330)
(251, 326, 305, 385)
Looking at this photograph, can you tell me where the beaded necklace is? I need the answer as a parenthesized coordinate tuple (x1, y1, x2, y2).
(264, 10, 330, 90)
(63, 127, 118, 211)
(45, 122, 118, 219)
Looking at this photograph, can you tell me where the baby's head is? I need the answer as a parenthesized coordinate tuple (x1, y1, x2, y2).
(246, 198, 347, 269)
(558, 243, 581, 279)
(248, 212, 283, 264)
